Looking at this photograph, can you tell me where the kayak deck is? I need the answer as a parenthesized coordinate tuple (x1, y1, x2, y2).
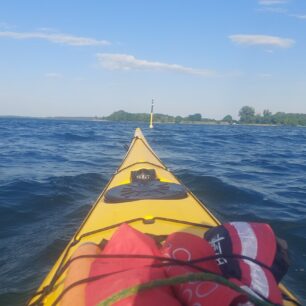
(28, 128, 299, 306)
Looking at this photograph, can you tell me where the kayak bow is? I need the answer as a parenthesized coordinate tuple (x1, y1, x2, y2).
(28, 128, 299, 306)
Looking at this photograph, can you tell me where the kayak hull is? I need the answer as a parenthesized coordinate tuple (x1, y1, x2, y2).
(28, 128, 299, 306)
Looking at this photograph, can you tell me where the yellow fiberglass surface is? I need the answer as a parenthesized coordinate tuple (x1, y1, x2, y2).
(28, 128, 299, 306)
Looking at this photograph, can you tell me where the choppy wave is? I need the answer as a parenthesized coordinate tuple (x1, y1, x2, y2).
(0, 118, 305, 304)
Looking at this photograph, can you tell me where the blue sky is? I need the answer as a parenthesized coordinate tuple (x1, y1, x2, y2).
(0, 0, 305, 119)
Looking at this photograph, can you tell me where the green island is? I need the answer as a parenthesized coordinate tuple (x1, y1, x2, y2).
(102, 106, 306, 126)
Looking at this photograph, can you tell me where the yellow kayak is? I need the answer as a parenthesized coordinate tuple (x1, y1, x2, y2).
(28, 128, 299, 306)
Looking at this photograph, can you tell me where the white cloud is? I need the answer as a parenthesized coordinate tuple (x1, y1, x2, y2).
(96, 53, 216, 77)
(290, 14, 306, 19)
(45, 72, 63, 79)
(37, 27, 59, 32)
(258, 0, 288, 5)
(257, 7, 287, 13)
(229, 34, 295, 48)
(0, 31, 110, 46)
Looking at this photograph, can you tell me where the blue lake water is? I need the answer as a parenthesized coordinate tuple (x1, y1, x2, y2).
(0, 118, 305, 305)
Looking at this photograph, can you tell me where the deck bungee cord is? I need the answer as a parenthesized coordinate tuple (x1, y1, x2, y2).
(95, 272, 278, 306)
(28, 217, 213, 305)
(31, 252, 283, 306)
(28, 231, 298, 306)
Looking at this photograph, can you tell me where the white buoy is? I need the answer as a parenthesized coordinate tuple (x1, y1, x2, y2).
(149, 99, 154, 129)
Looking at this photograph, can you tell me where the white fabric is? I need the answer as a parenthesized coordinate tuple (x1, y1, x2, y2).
(230, 222, 270, 298)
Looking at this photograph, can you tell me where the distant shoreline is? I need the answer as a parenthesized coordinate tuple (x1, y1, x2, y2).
(0, 115, 100, 121)
(2, 115, 306, 127)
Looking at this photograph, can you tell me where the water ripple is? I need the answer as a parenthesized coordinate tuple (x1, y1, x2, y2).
(0, 119, 305, 304)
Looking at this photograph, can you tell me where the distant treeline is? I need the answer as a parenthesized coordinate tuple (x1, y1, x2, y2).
(102, 110, 218, 124)
(102, 108, 306, 126)
(238, 106, 306, 126)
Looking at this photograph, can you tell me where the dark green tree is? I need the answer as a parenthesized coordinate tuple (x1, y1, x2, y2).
(222, 115, 233, 123)
(187, 113, 202, 122)
(263, 109, 272, 117)
(175, 116, 183, 124)
(239, 106, 255, 123)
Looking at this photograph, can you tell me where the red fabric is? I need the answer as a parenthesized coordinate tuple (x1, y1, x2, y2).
(161, 232, 245, 306)
(221, 222, 282, 304)
(85, 223, 282, 306)
(224, 223, 242, 255)
(224, 223, 276, 266)
(250, 223, 276, 265)
(161, 232, 220, 273)
(86, 224, 180, 306)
